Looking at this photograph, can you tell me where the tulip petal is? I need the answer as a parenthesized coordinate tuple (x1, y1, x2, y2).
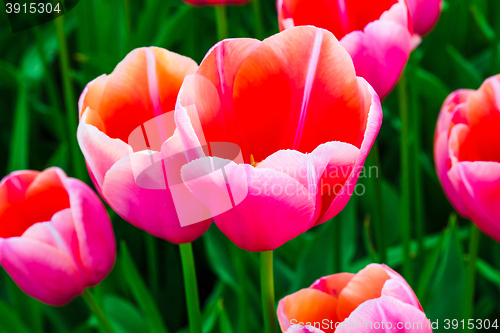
(337, 264, 390, 321)
(317, 79, 382, 225)
(407, 0, 442, 35)
(22, 168, 70, 231)
(341, 19, 411, 99)
(448, 161, 500, 242)
(278, 288, 339, 332)
(102, 153, 211, 244)
(80, 48, 197, 143)
(77, 108, 132, 189)
(0, 237, 85, 306)
(258, 142, 360, 221)
(381, 265, 422, 311)
(64, 177, 116, 285)
(181, 157, 316, 251)
(335, 296, 431, 332)
(232, 26, 365, 160)
(310, 273, 355, 298)
(0, 171, 39, 238)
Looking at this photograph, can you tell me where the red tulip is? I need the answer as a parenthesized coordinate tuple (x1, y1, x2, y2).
(78, 47, 212, 244)
(174, 26, 383, 252)
(435, 75, 500, 242)
(277, 0, 413, 99)
(0, 168, 115, 306)
(277, 264, 429, 333)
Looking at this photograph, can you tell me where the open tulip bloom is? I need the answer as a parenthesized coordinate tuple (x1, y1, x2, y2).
(173, 26, 383, 253)
(78, 47, 212, 244)
(278, 264, 431, 333)
(435, 75, 500, 242)
(0, 168, 115, 306)
(277, 0, 442, 99)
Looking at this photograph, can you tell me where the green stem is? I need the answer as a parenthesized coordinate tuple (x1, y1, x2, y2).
(81, 289, 116, 333)
(251, 0, 265, 40)
(179, 243, 202, 333)
(332, 217, 342, 273)
(214, 5, 228, 41)
(261, 251, 278, 333)
(464, 224, 481, 319)
(145, 233, 159, 297)
(368, 140, 387, 263)
(398, 73, 414, 286)
(409, 69, 425, 267)
(54, 16, 88, 181)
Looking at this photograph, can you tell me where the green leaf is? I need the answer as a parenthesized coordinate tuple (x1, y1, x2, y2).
(0, 299, 30, 333)
(7, 73, 29, 172)
(470, 5, 496, 42)
(103, 295, 148, 333)
(424, 219, 467, 330)
(476, 258, 500, 291)
(203, 225, 238, 290)
(120, 241, 169, 333)
(0, 60, 18, 89)
(446, 44, 484, 88)
(217, 300, 234, 333)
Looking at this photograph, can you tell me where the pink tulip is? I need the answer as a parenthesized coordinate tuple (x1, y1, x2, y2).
(277, 264, 429, 333)
(434, 75, 500, 242)
(182, 0, 250, 5)
(277, 0, 413, 99)
(78, 47, 212, 244)
(407, 0, 443, 36)
(0, 168, 115, 306)
(173, 26, 383, 252)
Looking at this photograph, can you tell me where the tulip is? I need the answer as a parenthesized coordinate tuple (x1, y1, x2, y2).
(434, 75, 500, 242)
(0, 167, 115, 306)
(77, 47, 213, 244)
(407, 0, 443, 36)
(277, 264, 430, 333)
(173, 26, 383, 252)
(277, 0, 413, 99)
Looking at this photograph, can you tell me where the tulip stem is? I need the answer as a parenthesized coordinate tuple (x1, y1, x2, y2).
(81, 289, 116, 333)
(367, 140, 387, 263)
(398, 72, 414, 286)
(465, 224, 481, 319)
(408, 60, 425, 268)
(179, 242, 202, 333)
(215, 5, 229, 41)
(333, 217, 342, 273)
(261, 251, 278, 333)
(252, 0, 265, 40)
(54, 16, 88, 182)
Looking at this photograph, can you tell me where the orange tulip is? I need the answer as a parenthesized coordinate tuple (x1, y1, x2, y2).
(278, 264, 429, 332)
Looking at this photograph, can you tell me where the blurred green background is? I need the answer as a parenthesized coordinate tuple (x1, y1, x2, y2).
(1, 0, 500, 332)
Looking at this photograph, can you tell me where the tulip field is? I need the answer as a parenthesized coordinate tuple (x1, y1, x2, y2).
(1, 0, 500, 332)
